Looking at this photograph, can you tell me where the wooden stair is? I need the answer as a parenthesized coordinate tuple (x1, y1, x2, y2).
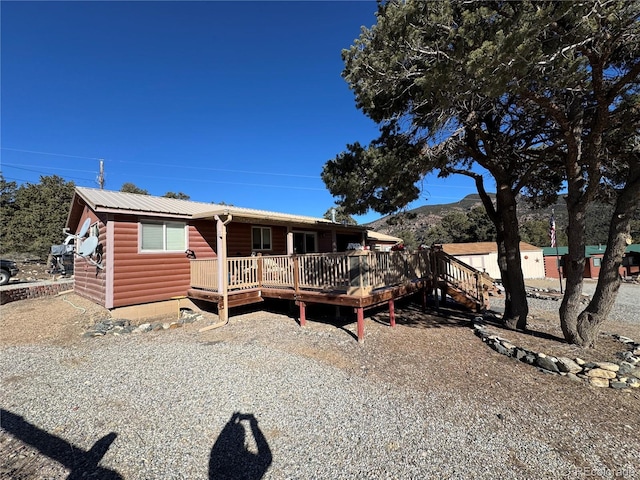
(433, 250, 493, 312)
(443, 282, 485, 312)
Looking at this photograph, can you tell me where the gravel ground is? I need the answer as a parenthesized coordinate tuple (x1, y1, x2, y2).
(492, 280, 640, 325)
(3, 333, 636, 480)
(2, 283, 639, 479)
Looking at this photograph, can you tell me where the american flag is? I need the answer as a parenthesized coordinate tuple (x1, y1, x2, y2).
(549, 212, 557, 248)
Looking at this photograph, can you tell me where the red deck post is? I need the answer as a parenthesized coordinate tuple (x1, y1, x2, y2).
(388, 299, 396, 328)
(356, 307, 364, 343)
(299, 301, 306, 327)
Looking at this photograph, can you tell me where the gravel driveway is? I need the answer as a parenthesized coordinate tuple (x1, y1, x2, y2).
(2, 289, 639, 479)
(0, 336, 610, 480)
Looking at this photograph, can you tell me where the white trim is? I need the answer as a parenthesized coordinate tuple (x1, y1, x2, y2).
(105, 217, 115, 309)
(139, 219, 188, 253)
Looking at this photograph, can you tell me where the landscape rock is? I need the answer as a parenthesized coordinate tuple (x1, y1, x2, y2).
(536, 356, 559, 373)
(610, 381, 628, 390)
(589, 377, 610, 388)
(585, 368, 617, 379)
(556, 357, 582, 374)
(566, 373, 582, 383)
(593, 361, 619, 372)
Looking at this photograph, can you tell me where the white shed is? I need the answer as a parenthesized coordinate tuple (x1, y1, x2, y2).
(440, 241, 545, 280)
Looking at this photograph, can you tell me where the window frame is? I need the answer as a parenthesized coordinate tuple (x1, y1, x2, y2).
(251, 226, 272, 251)
(140, 220, 187, 253)
(293, 231, 318, 254)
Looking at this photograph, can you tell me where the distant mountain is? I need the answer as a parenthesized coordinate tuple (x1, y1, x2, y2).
(365, 193, 638, 247)
(365, 193, 497, 232)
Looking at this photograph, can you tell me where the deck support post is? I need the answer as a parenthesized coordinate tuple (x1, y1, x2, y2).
(299, 301, 306, 327)
(422, 287, 427, 312)
(356, 307, 364, 343)
(388, 299, 396, 328)
(215, 213, 232, 324)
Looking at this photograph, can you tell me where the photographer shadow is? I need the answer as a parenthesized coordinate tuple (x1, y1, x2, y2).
(209, 412, 272, 480)
(0, 408, 122, 479)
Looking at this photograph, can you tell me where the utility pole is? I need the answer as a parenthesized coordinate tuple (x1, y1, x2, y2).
(97, 159, 105, 189)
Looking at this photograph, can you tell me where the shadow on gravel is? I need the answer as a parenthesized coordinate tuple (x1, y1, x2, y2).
(0, 408, 123, 479)
(481, 314, 567, 343)
(209, 412, 272, 480)
(370, 296, 475, 330)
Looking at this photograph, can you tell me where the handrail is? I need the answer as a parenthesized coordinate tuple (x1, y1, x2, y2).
(189, 249, 490, 311)
(433, 250, 493, 306)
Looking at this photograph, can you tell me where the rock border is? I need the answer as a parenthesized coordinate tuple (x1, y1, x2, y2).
(473, 318, 640, 390)
(83, 311, 202, 337)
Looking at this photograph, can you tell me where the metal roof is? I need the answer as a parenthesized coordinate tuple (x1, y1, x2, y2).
(542, 245, 640, 256)
(76, 187, 215, 218)
(440, 241, 542, 255)
(366, 230, 403, 244)
(74, 187, 366, 229)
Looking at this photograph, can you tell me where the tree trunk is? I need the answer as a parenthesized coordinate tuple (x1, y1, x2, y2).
(574, 168, 640, 347)
(559, 193, 587, 344)
(495, 188, 528, 330)
(476, 179, 528, 330)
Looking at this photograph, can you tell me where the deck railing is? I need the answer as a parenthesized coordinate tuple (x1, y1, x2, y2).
(190, 258, 218, 290)
(190, 251, 432, 294)
(189, 249, 490, 308)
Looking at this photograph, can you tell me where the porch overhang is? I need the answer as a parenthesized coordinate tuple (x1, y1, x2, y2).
(191, 208, 367, 232)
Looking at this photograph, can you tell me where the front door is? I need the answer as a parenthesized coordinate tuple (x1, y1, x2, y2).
(293, 232, 317, 254)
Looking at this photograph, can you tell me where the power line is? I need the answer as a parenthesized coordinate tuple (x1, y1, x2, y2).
(2, 162, 96, 174)
(1, 147, 101, 160)
(1, 146, 320, 179)
(1, 164, 95, 182)
(109, 159, 320, 179)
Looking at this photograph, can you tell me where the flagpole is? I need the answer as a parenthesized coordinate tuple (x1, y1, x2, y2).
(551, 209, 563, 293)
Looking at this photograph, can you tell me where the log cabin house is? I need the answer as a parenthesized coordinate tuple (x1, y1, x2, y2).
(66, 187, 491, 341)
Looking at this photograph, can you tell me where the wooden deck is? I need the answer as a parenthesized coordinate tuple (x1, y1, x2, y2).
(188, 249, 492, 342)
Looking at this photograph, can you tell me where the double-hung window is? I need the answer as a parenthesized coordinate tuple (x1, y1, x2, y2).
(141, 221, 186, 252)
(252, 226, 272, 251)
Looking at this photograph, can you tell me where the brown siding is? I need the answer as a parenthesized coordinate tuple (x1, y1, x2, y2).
(73, 206, 107, 306)
(190, 220, 217, 258)
(227, 223, 287, 256)
(111, 216, 194, 307)
(318, 232, 334, 253)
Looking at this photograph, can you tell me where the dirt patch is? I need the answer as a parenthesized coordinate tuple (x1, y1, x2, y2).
(0, 294, 111, 346)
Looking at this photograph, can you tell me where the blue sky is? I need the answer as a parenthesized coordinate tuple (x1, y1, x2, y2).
(1, 1, 484, 224)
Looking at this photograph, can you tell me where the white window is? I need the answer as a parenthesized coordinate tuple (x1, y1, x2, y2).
(252, 226, 272, 251)
(293, 231, 317, 254)
(141, 221, 186, 252)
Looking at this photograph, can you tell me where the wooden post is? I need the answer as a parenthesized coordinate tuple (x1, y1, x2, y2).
(422, 287, 427, 312)
(257, 254, 263, 288)
(299, 301, 306, 327)
(388, 299, 396, 328)
(356, 307, 364, 343)
(293, 255, 300, 294)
